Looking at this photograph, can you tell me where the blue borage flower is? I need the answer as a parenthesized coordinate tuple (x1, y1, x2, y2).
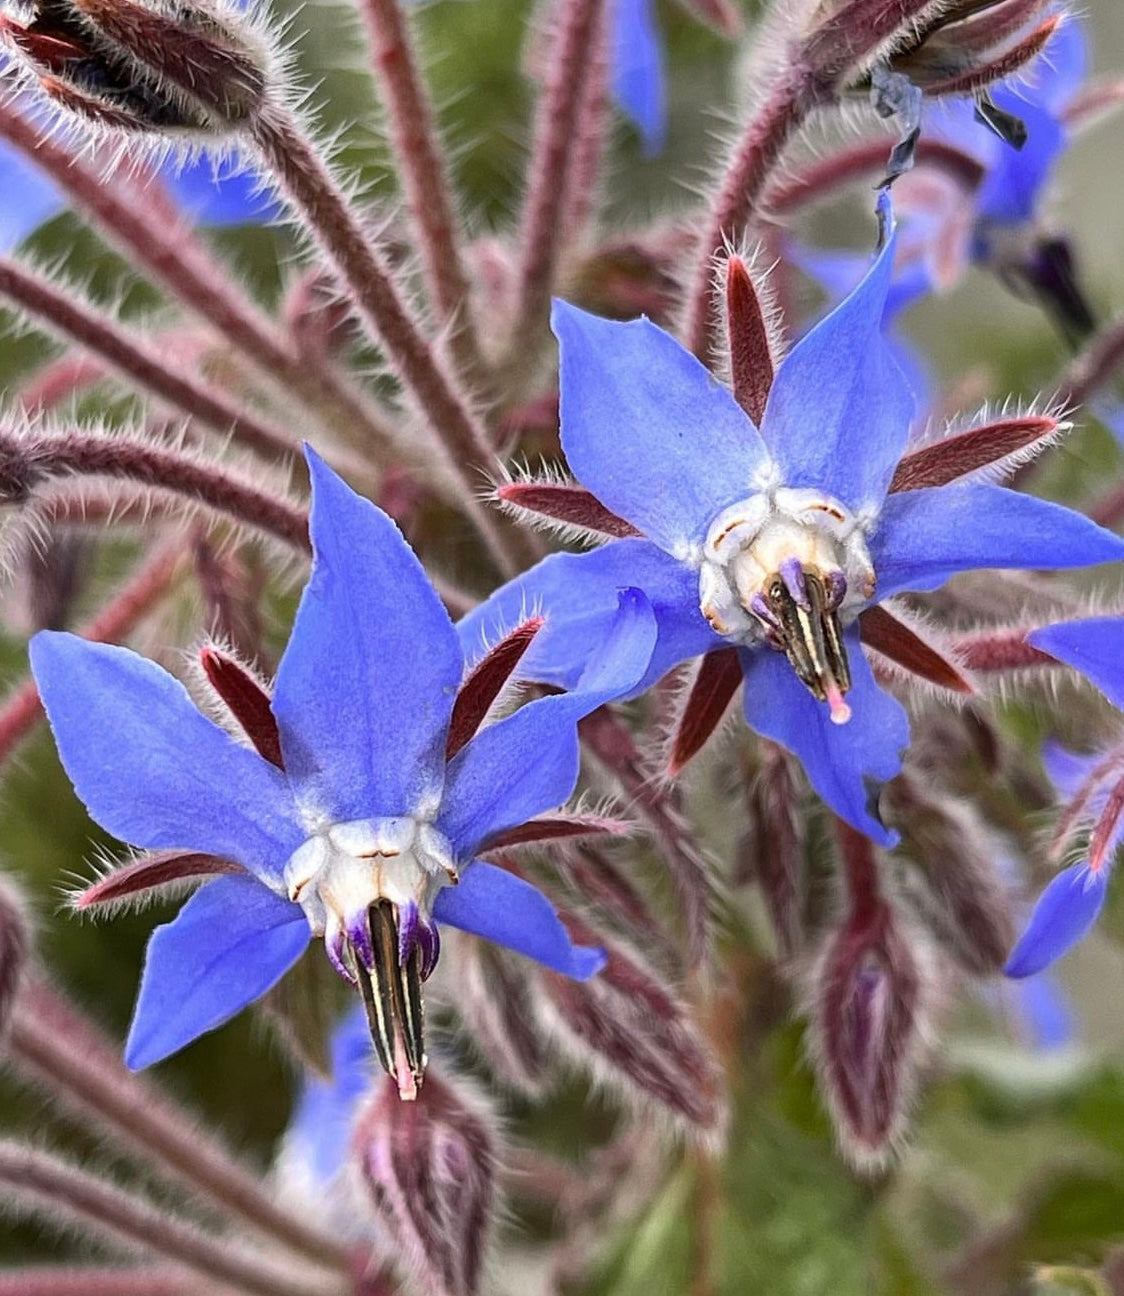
(1006, 618, 1124, 979)
(30, 448, 656, 1095)
(900, 17, 1092, 285)
(463, 197, 1124, 846)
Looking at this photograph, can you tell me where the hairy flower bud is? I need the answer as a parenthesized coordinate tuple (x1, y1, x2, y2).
(538, 926, 725, 1136)
(354, 1068, 498, 1296)
(737, 741, 806, 959)
(2, 0, 269, 135)
(809, 827, 931, 1169)
(883, 777, 1015, 976)
(455, 941, 554, 1099)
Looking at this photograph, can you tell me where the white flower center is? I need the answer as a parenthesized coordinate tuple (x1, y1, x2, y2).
(697, 486, 876, 723)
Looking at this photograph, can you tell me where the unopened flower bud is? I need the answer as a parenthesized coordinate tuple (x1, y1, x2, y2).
(883, 777, 1015, 976)
(2, 0, 269, 135)
(455, 941, 554, 1099)
(354, 1068, 498, 1296)
(809, 828, 931, 1169)
(538, 924, 725, 1136)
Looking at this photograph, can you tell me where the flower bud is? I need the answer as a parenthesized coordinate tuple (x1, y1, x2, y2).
(737, 741, 806, 959)
(455, 941, 554, 1099)
(354, 1068, 498, 1296)
(538, 926, 725, 1137)
(809, 827, 931, 1169)
(883, 777, 1015, 976)
(0, 878, 30, 1042)
(3, 0, 269, 135)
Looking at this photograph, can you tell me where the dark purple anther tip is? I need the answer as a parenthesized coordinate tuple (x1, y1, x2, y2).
(779, 557, 810, 610)
(398, 900, 419, 968)
(348, 912, 376, 971)
(824, 569, 847, 610)
(749, 592, 779, 630)
(417, 917, 441, 981)
(326, 927, 358, 987)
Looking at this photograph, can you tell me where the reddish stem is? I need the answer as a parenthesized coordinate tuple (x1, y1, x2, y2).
(505, 0, 605, 365)
(356, 0, 485, 386)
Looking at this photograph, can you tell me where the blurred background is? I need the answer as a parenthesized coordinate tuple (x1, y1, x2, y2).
(2, 0, 1124, 1290)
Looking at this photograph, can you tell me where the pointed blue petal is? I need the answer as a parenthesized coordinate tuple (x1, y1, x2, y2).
(870, 485, 1124, 599)
(551, 301, 771, 555)
(30, 632, 301, 881)
(125, 875, 309, 1068)
(1028, 619, 1124, 714)
(1005, 862, 1108, 978)
(741, 626, 909, 845)
(1009, 973, 1076, 1051)
(1041, 738, 1100, 798)
(286, 1005, 373, 1185)
(610, 0, 666, 154)
(458, 538, 721, 696)
(975, 96, 1065, 226)
(434, 860, 605, 978)
(441, 589, 656, 857)
(273, 448, 463, 823)
(162, 153, 280, 226)
(761, 215, 914, 512)
(1035, 16, 1088, 114)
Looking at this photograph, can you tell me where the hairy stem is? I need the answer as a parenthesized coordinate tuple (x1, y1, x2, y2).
(559, 4, 611, 256)
(0, 259, 298, 462)
(8, 982, 350, 1273)
(250, 107, 525, 575)
(503, 0, 606, 369)
(683, 63, 821, 359)
(355, 0, 486, 387)
(0, 103, 395, 452)
(0, 539, 185, 764)
(1, 428, 309, 550)
(0, 1142, 341, 1296)
(0, 1270, 205, 1296)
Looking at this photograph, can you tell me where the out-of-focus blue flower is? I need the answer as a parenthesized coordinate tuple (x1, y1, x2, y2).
(30, 448, 656, 1081)
(0, 100, 276, 252)
(462, 197, 1124, 846)
(900, 17, 1091, 285)
(610, 0, 666, 154)
(1006, 618, 1124, 978)
(283, 1005, 372, 1190)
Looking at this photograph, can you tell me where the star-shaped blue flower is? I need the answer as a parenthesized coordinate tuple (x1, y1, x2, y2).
(462, 201, 1124, 846)
(30, 448, 655, 1091)
(1006, 618, 1124, 979)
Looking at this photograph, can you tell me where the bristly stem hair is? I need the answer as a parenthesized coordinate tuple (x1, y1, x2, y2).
(250, 107, 529, 576)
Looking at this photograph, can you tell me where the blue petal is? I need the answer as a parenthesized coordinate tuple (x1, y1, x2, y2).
(1009, 973, 1076, 1051)
(286, 1005, 373, 1185)
(1028, 619, 1124, 714)
(551, 301, 771, 555)
(434, 860, 605, 978)
(30, 632, 302, 882)
(0, 141, 63, 249)
(741, 626, 909, 846)
(1034, 16, 1088, 115)
(610, 0, 666, 154)
(125, 875, 309, 1069)
(1041, 738, 1100, 799)
(1005, 862, 1108, 978)
(161, 153, 280, 226)
(441, 589, 657, 857)
(273, 448, 463, 822)
(761, 214, 914, 512)
(870, 485, 1124, 599)
(975, 96, 1065, 226)
(458, 538, 721, 696)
